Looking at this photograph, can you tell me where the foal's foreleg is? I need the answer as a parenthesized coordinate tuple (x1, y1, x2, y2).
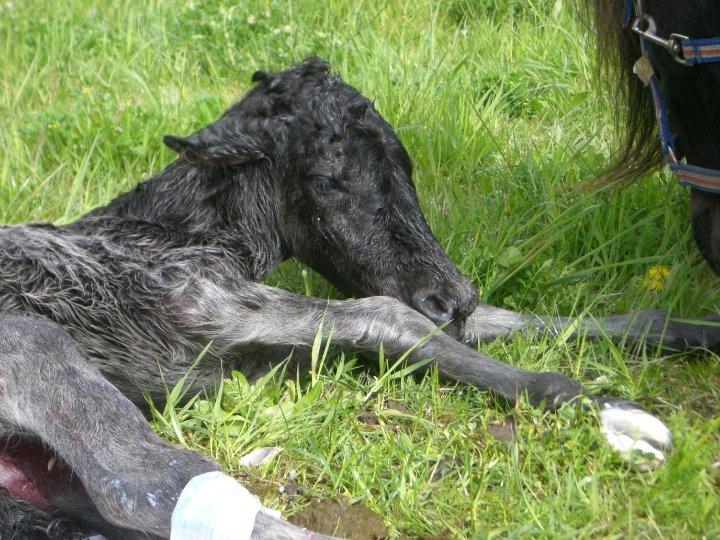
(462, 304, 720, 352)
(190, 283, 582, 406)
(189, 283, 673, 468)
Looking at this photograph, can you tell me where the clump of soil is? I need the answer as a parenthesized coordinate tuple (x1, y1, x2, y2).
(356, 411, 379, 425)
(487, 415, 516, 443)
(289, 498, 388, 539)
(428, 455, 462, 482)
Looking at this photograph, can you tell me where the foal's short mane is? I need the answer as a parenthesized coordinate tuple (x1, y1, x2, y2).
(587, 0, 663, 186)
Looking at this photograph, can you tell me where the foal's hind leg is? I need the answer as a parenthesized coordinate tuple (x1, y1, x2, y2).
(0, 311, 218, 535)
(461, 304, 720, 351)
(183, 282, 673, 469)
(0, 312, 322, 539)
(0, 434, 161, 539)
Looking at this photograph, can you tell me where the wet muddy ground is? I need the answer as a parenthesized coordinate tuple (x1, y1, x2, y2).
(289, 498, 388, 539)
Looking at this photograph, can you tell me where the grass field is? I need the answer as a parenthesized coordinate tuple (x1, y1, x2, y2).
(2, 0, 719, 537)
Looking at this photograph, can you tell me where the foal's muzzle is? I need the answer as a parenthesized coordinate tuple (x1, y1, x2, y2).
(411, 276, 479, 328)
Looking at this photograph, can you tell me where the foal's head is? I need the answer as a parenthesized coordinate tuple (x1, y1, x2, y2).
(592, 0, 720, 273)
(164, 57, 478, 327)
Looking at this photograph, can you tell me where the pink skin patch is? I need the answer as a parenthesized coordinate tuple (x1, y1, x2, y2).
(0, 437, 93, 512)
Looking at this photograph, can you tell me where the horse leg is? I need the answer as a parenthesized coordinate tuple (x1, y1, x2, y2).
(0, 434, 166, 539)
(179, 281, 673, 469)
(461, 303, 720, 351)
(0, 311, 325, 539)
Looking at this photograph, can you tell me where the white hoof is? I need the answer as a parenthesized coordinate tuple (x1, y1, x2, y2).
(599, 400, 673, 471)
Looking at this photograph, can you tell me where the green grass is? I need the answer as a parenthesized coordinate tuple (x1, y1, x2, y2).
(2, 0, 719, 537)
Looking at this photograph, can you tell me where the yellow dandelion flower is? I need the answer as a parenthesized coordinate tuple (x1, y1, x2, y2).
(644, 265, 670, 292)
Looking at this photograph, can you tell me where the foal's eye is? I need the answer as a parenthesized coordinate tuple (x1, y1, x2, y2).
(311, 177, 338, 194)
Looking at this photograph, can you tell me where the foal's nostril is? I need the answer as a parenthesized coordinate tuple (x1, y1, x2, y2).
(428, 293, 452, 314)
(412, 289, 457, 323)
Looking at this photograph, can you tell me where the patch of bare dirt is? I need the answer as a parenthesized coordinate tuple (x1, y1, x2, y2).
(385, 401, 407, 413)
(487, 415, 516, 443)
(289, 498, 388, 540)
(428, 455, 462, 482)
(357, 411, 379, 425)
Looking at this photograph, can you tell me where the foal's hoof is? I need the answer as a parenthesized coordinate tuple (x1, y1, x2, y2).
(597, 399, 673, 471)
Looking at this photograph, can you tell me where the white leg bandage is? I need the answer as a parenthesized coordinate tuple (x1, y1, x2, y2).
(171, 471, 262, 540)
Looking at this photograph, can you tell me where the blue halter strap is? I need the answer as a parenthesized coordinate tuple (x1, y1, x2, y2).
(622, 0, 720, 193)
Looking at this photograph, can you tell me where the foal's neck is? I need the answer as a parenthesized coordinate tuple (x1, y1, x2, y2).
(74, 159, 289, 281)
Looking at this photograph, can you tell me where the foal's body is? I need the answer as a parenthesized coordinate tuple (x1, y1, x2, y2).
(0, 164, 578, 538)
(0, 59, 678, 538)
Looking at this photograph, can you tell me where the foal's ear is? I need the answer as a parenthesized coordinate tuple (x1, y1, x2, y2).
(163, 117, 282, 165)
(162, 135, 196, 155)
